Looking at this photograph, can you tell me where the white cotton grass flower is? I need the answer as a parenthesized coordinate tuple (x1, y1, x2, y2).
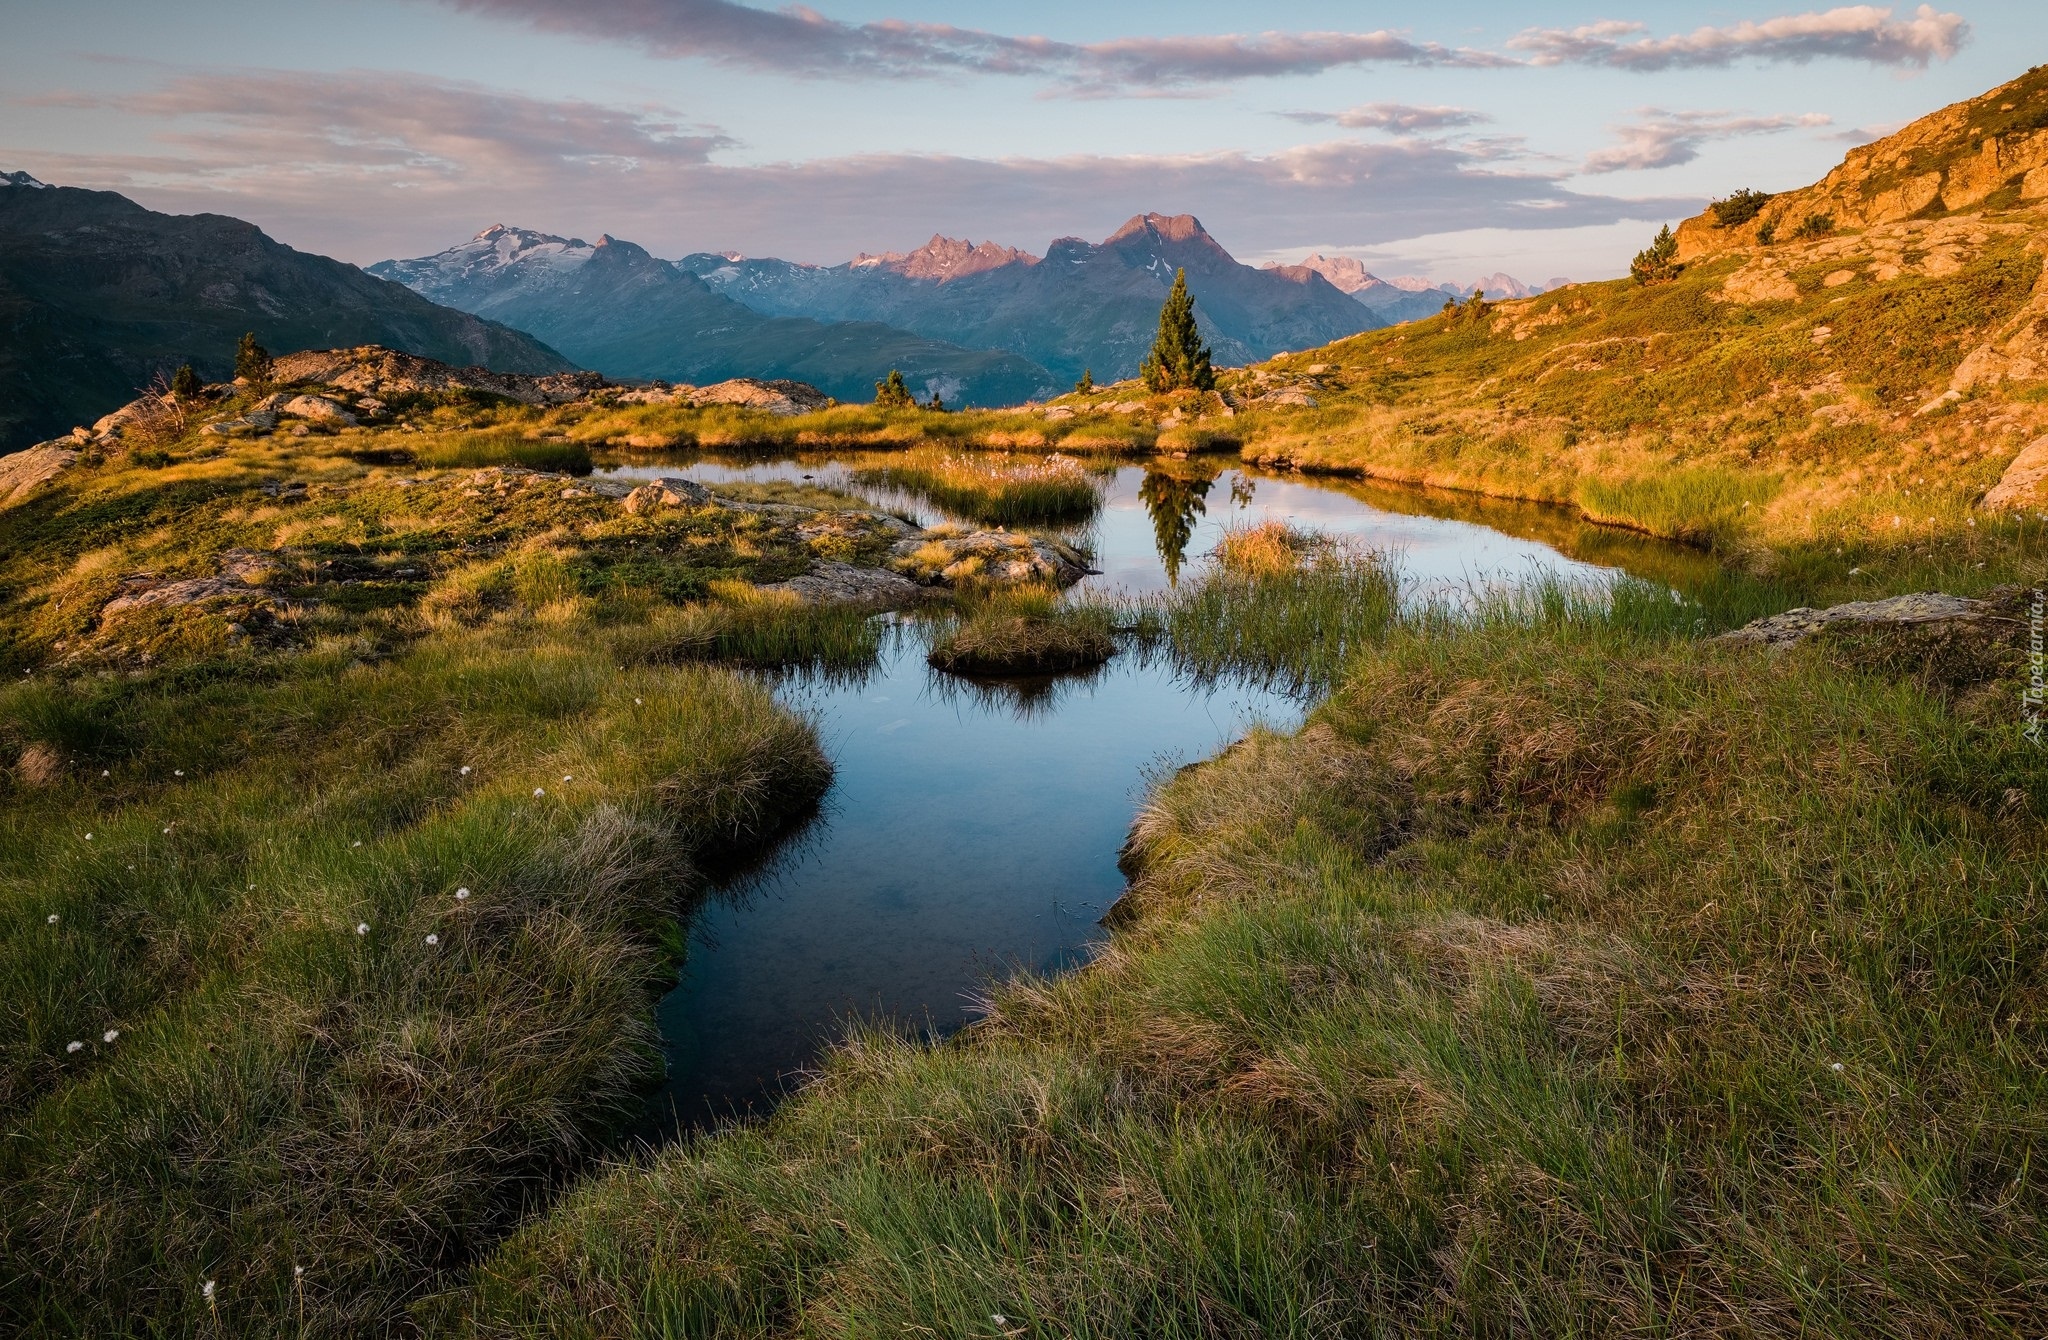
(46, 913, 59, 924)
(562, 774, 573, 782)
(66, 1041, 83, 1053)
(84, 833, 93, 841)
(425, 933, 440, 946)
(634, 697, 642, 705)
(355, 923, 370, 936)
(1830, 1062, 1845, 1073)
(459, 765, 472, 775)
(103, 1029, 119, 1043)
(533, 787, 546, 797)
(351, 840, 362, 848)
(201, 1279, 215, 1300)
(101, 769, 110, 777)
(455, 887, 470, 900)
(294, 1265, 304, 1279)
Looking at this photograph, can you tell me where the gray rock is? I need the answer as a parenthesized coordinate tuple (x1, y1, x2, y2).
(621, 477, 713, 513)
(1982, 434, 2048, 511)
(1716, 592, 1987, 649)
(0, 444, 77, 506)
(890, 529, 1094, 587)
(278, 394, 357, 426)
(763, 560, 924, 607)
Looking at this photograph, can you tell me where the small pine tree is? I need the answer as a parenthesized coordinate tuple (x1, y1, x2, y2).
(1139, 269, 1214, 394)
(926, 389, 946, 412)
(1075, 368, 1095, 394)
(1630, 225, 1682, 286)
(170, 364, 202, 399)
(874, 369, 914, 408)
(234, 332, 273, 385)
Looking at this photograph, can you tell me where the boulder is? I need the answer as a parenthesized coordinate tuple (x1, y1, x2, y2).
(621, 477, 713, 513)
(1982, 435, 2048, 510)
(279, 395, 357, 426)
(687, 378, 831, 415)
(762, 560, 924, 607)
(890, 528, 1094, 587)
(1716, 592, 1988, 649)
(0, 444, 78, 506)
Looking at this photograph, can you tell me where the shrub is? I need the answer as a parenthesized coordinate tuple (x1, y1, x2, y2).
(1630, 225, 1682, 286)
(1709, 188, 1773, 228)
(874, 369, 914, 408)
(1794, 213, 1835, 240)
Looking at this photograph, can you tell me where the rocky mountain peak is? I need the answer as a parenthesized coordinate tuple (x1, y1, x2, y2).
(1, 170, 50, 189)
(850, 234, 1039, 281)
(1106, 212, 1214, 247)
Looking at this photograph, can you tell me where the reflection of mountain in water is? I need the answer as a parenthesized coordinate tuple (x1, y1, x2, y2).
(1140, 468, 1215, 585)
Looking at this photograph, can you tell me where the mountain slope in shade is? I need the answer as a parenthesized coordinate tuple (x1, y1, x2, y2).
(0, 176, 572, 453)
(373, 226, 1056, 407)
(680, 213, 1382, 383)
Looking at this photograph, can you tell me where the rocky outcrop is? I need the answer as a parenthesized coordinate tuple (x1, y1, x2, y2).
(763, 560, 925, 606)
(889, 528, 1094, 587)
(1716, 592, 1991, 649)
(1676, 66, 2048, 263)
(268, 347, 607, 406)
(0, 443, 77, 506)
(620, 477, 713, 513)
(616, 378, 832, 415)
(1982, 435, 2048, 510)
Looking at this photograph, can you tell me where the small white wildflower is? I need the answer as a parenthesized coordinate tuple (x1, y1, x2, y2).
(1830, 1062, 1844, 1073)
(355, 923, 370, 936)
(46, 914, 58, 924)
(533, 787, 546, 797)
(455, 887, 470, 900)
(425, 933, 440, 946)
(103, 1029, 119, 1043)
(66, 1040, 83, 1054)
(459, 765, 472, 775)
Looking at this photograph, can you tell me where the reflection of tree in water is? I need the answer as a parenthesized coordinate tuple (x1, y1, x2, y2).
(1140, 468, 1215, 585)
(1229, 472, 1257, 510)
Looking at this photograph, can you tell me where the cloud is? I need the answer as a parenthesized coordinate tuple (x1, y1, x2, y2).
(1581, 109, 1833, 173)
(428, 0, 1506, 92)
(1279, 102, 1491, 132)
(1511, 5, 1967, 70)
(28, 71, 732, 182)
(7, 69, 1693, 267)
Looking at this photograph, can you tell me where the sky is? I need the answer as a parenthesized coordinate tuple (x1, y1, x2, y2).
(1, 1, 2042, 284)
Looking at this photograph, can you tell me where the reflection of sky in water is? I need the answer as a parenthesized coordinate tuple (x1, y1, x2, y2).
(646, 633, 1296, 1131)
(599, 458, 1624, 602)
(600, 451, 1647, 1134)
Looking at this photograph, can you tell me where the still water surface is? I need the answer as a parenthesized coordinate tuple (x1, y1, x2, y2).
(600, 452, 1700, 1131)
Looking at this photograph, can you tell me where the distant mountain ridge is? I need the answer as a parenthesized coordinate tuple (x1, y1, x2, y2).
(372, 226, 1057, 407)
(1279, 254, 1562, 324)
(680, 213, 1382, 384)
(0, 175, 570, 453)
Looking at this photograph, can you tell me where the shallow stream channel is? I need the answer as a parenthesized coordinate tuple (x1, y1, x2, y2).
(598, 451, 1712, 1134)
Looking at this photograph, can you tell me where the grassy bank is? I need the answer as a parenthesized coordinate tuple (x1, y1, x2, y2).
(466, 570, 2047, 1337)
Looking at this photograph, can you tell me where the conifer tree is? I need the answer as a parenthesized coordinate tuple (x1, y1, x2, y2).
(874, 369, 914, 408)
(1139, 269, 1214, 393)
(170, 364, 202, 400)
(1630, 225, 1682, 286)
(234, 332, 273, 386)
(1074, 368, 1095, 394)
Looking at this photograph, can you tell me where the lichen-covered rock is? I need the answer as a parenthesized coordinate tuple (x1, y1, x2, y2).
(687, 378, 831, 415)
(621, 477, 713, 513)
(0, 443, 77, 506)
(890, 528, 1093, 587)
(279, 395, 357, 425)
(762, 560, 924, 606)
(1982, 435, 2048, 510)
(1716, 592, 1988, 649)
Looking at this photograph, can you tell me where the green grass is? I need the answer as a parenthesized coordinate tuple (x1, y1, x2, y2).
(0, 620, 832, 1335)
(852, 450, 1105, 526)
(411, 430, 593, 475)
(923, 587, 1117, 676)
(463, 575, 2048, 1339)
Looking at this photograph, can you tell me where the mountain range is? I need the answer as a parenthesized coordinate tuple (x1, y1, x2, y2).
(1277, 255, 1565, 324)
(369, 227, 1056, 408)
(0, 175, 569, 452)
(673, 213, 1383, 383)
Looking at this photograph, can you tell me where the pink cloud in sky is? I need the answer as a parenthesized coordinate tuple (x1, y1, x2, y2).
(1582, 109, 1835, 173)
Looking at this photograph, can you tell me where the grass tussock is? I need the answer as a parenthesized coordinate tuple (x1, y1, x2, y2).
(613, 585, 885, 675)
(924, 587, 1117, 676)
(464, 583, 2048, 1339)
(852, 449, 1105, 526)
(0, 620, 831, 1335)
(410, 430, 593, 475)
